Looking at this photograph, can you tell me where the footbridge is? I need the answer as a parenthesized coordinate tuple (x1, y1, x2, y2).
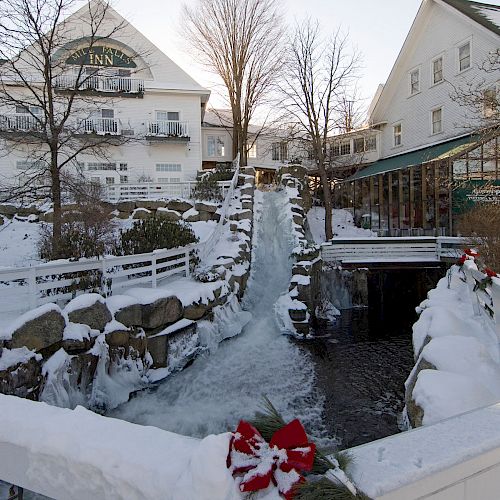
(321, 236, 465, 269)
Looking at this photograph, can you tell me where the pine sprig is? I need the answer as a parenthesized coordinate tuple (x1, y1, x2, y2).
(294, 479, 371, 500)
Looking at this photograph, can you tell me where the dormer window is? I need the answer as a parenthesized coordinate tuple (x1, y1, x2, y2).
(458, 42, 471, 72)
(410, 69, 420, 95)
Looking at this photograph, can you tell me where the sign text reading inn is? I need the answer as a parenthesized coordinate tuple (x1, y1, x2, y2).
(66, 46, 136, 68)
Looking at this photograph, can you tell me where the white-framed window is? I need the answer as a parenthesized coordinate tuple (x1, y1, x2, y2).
(247, 142, 257, 159)
(101, 108, 114, 119)
(331, 143, 340, 157)
(340, 140, 351, 156)
(432, 56, 443, 85)
(409, 68, 420, 95)
(365, 135, 377, 152)
(207, 135, 225, 157)
(458, 41, 471, 72)
(120, 175, 128, 183)
(156, 110, 180, 121)
(393, 124, 402, 147)
(16, 160, 43, 170)
(272, 142, 288, 161)
(15, 105, 42, 115)
(105, 177, 115, 185)
(87, 162, 116, 171)
(158, 177, 181, 184)
(156, 163, 182, 172)
(353, 137, 365, 154)
(431, 107, 443, 135)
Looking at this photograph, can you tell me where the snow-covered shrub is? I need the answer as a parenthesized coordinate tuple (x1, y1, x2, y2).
(115, 218, 199, 255)
(192, 165, 234, 201)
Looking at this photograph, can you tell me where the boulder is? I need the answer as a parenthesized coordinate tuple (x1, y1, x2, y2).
(0, 216, 4, 226)
(10, 307, 66, 351)
(132, 208, 152, 220)
(129, 331, 147, 358)
(136, 200, 167, 211)
(0, 355, 42, 400)
(146, 334, 168, 368)
(67, 297, 112, 332)
(184, 302, 210, 321)
(106, 329, 130, 349)
(166, 200, 194, 213)
(195, 202, 218, 214)
(141, 297, 183, 329)
(0, 204, 17, 217)
(241, 201, 253, 211)
(115, 201, 136, 213)
(289, 308, 307, 323)
(156, 209, 181, 221)
(115, 304, 143, 328)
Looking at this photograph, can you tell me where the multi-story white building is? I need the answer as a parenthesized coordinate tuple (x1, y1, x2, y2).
(0, 1, 210, 200)
(331, 0, 499, 236)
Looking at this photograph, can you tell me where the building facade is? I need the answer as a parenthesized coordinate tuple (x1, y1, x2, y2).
(0, 1, 210, 200)
(331, 0, 499, 236)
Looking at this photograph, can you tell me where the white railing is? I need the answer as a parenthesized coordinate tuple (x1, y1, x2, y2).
(462, 260, 500, 338)
(54, 74, 145, 94)
(321, 237, 466, 264)
(198, 154, 241, 263)
(82, 117, 120, 136)
(147, 120, 189, 138)
(0, 246, 195, 317)
(0, 114, 42, 132)
(104, 180, 233, 203)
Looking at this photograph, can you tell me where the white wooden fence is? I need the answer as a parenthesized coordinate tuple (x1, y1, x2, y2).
(0, 246, 195, 317)
(321, 237, 466, 264)
(103, 180, 233, 203)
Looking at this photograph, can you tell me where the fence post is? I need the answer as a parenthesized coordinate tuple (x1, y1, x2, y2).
(185, 250, 191, 278)
(28, 267, 37, 310)
(101, 258, 109, 297)
(152, 255, 157, 288)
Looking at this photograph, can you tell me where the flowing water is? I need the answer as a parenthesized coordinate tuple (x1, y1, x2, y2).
(111, 191, 333, 444)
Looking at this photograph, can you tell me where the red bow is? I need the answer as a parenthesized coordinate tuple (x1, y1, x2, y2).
(227, 420, 316, 499)
(484, 268, 498, 278)
(458, 254, 467, 265)
(464, 248, 480, 258)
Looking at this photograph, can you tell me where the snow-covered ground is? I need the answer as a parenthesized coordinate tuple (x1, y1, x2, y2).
(110, 190, 332, 446)
(0, 219, 42, 269)
(307, 207, 376, 244)
(406, 263, 500, 426)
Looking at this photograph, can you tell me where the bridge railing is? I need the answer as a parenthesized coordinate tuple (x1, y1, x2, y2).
(321, 237, 466, 264)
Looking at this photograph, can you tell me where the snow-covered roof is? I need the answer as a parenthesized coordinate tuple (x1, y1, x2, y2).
(441, 0, 500, 35)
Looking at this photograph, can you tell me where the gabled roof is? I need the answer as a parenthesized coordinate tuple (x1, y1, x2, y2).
(441, 0, 500, 35)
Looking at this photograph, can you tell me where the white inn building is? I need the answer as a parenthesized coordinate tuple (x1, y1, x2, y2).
(0, 1, 210, 201)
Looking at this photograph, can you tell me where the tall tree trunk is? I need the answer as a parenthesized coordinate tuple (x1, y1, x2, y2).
(319, 164, 333, 241)
(50, 149, 62, 259)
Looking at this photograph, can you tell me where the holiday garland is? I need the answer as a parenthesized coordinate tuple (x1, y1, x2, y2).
(227, 397, 370, 499)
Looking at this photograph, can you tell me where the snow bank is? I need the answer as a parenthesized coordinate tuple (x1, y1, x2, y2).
(406, 265, 500, 426)
(0, 394, 243, 500)
(307, 207, 376, 244)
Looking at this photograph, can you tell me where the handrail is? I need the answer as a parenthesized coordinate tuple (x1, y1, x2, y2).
(198, 154, 241, 264)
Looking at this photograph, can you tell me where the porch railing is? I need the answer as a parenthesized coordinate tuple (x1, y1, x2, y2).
(0, 114, 42, 132)
(54, 74, 145, 94)
(82, 118, 120, 136)
(147, 120, 189, 138)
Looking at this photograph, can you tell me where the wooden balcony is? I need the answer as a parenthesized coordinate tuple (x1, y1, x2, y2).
(0, 114, 43, 139)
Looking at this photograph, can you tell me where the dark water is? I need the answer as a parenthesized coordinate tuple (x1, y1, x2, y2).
(306, 308, 415, 449)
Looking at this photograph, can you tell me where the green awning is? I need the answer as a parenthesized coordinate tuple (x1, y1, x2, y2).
(347, 135, 478, 182)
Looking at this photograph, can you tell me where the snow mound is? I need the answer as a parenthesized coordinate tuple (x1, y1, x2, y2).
(0, 347, 41, 371)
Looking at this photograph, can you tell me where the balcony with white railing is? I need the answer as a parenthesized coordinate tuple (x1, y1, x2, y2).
(146, 120, 190, 142)
(54, 74, 145, 97)
(0, 114, 43, 134)
(81, 117, 121, 136)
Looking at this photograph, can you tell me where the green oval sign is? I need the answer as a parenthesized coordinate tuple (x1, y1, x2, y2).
(66, 46, 136, 68)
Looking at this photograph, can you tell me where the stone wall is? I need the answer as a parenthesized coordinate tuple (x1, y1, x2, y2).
(0, 167, 256, 410)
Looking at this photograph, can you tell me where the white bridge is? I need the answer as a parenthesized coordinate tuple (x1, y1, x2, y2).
(321, 236, 465, 266)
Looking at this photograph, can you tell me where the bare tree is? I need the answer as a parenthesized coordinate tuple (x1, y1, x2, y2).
(0, 0, 147, 258)
(280, 19, 360, 240)
(182, 0, 285, 166)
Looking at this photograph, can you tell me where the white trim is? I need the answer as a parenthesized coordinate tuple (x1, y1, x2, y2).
(430, 106, 444, 136)
(408, 65, 421, 97)
(430, 53, 445, 87)
(456, 36, 473, 75)
(393, 122, 403, 148)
